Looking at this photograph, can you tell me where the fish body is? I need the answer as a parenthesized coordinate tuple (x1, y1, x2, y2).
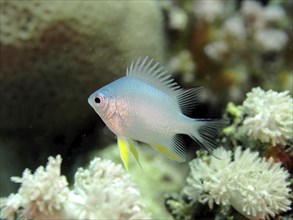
(97, 77, 189, 138)
(88, 57, 223, 169)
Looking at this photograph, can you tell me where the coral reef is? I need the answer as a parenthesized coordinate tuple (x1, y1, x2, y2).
(0, 155, 150, 220)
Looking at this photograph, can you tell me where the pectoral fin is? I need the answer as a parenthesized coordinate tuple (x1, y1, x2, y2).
(117, 137, 142, 170)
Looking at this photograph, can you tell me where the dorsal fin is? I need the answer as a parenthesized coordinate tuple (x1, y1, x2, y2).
(177, 87, 202, 116)
(126, 57, 181, 96)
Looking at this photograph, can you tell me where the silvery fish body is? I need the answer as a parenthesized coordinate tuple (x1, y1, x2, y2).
(88, 57, 222, 169)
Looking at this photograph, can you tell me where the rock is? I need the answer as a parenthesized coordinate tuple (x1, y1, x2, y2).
(0, 1, 165, 138)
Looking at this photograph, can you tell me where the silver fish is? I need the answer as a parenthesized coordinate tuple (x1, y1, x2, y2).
(88, 57, 223, 170)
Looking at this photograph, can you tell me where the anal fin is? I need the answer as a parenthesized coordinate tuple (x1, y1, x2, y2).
(150, 135, 186, 162)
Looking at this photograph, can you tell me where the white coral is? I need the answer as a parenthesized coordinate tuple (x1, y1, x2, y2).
(184, 147, 292, 219)
(241, 87, 293, 146)
(168, 50, 196, 82)
(168, 6, 188, 31)
(223, 15, 246, 40)
(241, 1, 288, 52)
(204, 40, 229, 62)
(65, 158, 150, 220)
(193, 0, 224, 23)
(241, 0, 264, 28)
(254, 28, 288, 52)
(263, 5, 286, 24)
(0, 156, 150, 220)
(0, 155, 69, 220)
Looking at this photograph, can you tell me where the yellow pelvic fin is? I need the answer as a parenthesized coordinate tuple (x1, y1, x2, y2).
(151, 144, 183, 162)
(118, 137, 129, 171)
(118, 137, 142, 170)
(129, 141, 142, 169)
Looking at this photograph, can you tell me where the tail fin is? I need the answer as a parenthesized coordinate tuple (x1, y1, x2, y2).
(190, 119, 226, 154)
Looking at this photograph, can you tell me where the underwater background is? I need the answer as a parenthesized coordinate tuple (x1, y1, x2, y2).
(0, 0, 292, 219)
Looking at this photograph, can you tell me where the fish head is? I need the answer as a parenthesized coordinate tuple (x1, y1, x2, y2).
(88, 87, 117, 121)
(89, 79, 131, 136)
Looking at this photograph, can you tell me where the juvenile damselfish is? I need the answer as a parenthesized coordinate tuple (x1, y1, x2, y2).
(88, 57, 223, 170)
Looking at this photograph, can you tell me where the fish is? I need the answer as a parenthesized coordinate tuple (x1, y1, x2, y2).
(88, 57, 224, 170)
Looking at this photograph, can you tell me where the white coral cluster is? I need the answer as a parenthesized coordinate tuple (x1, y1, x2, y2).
(241, 87, 293, 146)
(0, 155, 68, 219)
(184, 147, 292, 219)
(241, 0, 288, 52)
(193, 0, 224, 23)
(241, 0, 286, 28)
(168, 6, 188, 31)
(253, 28, 288, 52)
(204, 40, 229, 62)
(66, 158, 150, 220)
(0, 156, 150, 220)
(168, 50, 196, 82)
(203, 0, 288, 61)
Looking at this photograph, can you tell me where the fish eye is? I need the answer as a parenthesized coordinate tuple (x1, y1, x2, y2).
(94, 97, 101, 104)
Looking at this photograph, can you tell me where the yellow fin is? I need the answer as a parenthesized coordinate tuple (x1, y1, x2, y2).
(118, 137, 142, 170)
(151, 144, 183, 162)
(129, 141, 142, 169)
(118, 137, 129, 171)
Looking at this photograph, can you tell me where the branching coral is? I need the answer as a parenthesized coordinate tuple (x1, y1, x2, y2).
(184, 147, 292, 219)
(0, 155, 150, 220)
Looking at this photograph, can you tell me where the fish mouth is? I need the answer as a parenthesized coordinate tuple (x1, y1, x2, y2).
(88, 94, 94, 107)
